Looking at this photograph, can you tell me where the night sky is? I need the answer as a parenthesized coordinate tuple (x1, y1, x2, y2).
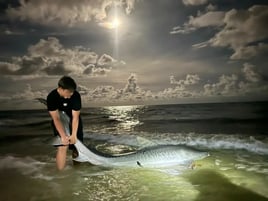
(0, 0, 268, 110)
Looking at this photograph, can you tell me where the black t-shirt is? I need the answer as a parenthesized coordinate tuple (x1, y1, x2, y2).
(47, 89, 81, 118)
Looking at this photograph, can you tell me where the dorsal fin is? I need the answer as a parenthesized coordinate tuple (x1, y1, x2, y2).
(137, 161, 143, 167)
(136, 136, 157, 148)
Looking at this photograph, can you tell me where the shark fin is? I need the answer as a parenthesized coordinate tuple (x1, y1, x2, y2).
(136, 136, 157, 148)
(137, 161, 143, 167)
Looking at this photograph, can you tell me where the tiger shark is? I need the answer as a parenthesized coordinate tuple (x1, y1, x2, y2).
(37, 98, 209, 169)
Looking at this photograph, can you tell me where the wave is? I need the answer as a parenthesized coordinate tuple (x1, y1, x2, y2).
(0, 155, 67, 181)
(139, 117, 267, 124)
(0, 155, 46, 175)
(0, 119, 51, 128)
(85, 132, 268, 156)
(154, 133, 268, 155)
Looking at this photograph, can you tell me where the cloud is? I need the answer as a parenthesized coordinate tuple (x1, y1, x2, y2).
(12, 84, 47, 100)
(168, 67, 265, 100)
(3, 63, 268, 109)
(4, 74, 153, 108)
(170, 11, 225, 34)
(210, 6, 268, 50)
(76, 68, 268, 105)
(157, 86, 199, 99)
(77, 73, 156, 106)
(173, 5, 268, 60)
(242, 63, 262, 83)
(0, 82, 49, 110)
(124, 74, 138, 93)
(0, 37, 124, 78)
(155, 74, 201, 99)
(204, 6, 268, 60)
(97, 54, 116, 67)
(170, 74, 200, 90)
(0, 61, 20, 74)
(28, 37, 66, 58)
(203, 74, 239, 96)
(91, 86, 118, 100)
(182, 0, 208, 6)
(6, 0, 137, 27)
(203, 63, 266, 97)
(230, 43, 268, 60)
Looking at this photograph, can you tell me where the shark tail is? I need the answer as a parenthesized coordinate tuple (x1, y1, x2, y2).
(73, 140, 107, 166)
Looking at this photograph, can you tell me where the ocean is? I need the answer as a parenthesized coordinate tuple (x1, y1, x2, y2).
(0, 101, 268, 201)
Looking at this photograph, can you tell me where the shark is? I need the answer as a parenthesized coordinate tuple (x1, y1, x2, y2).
(36, 98, 209, 169)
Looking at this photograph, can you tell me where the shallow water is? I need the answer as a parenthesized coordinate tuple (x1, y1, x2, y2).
(0, 135, 268, 201)
(0, 102, 268, 200)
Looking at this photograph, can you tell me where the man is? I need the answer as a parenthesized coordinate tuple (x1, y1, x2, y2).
(47, 76, 83, 170)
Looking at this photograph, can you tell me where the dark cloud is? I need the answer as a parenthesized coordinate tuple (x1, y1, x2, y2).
(0, 37, 123, 77)
(171, 3, 268, 65)
(0, 61, 19, 75)
(211, 6, 268, 53)
(42, 60, 70, 75)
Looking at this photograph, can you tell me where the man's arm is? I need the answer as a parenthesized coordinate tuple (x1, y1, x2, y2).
(49, 110, 69, 145)
(69, 110, 80, 144)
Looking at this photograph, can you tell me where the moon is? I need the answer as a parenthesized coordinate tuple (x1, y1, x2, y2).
(111, 18, 121, 29)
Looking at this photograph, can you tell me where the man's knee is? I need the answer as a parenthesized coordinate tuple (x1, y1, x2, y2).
(57, 145, 68, 153)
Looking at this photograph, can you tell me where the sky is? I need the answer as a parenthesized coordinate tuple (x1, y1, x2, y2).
(0, 0, 268, 110)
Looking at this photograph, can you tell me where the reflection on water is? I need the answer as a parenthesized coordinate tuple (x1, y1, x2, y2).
(70, 167, 198, 201)
(103, 105, 143, 132)
(72, 169, 142, 201)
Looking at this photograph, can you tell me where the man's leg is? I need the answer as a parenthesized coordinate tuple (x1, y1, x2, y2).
(56, 145, 68, 170)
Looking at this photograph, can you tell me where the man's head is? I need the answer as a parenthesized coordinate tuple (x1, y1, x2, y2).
(57, 76, 77, 98)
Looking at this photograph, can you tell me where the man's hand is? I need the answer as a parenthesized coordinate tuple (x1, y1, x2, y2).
(61, 136, 69, 145)
(69, 135, 77, 144)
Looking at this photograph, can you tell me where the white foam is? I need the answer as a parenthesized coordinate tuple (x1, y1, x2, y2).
(148, 133, 268, 155)
(85, 132, 268, 155)
(0, 155, 75, 181)
(219, 167, 232, 171)
(0, 155, 45, 174)
(235, 164, 247, 170)
(0, 155, 62, 181)
(32, 173, 55, 181)
(215, 159, 221, 166)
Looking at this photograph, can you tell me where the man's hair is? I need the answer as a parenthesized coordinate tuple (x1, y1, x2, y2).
(58, 76, 77, 92)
